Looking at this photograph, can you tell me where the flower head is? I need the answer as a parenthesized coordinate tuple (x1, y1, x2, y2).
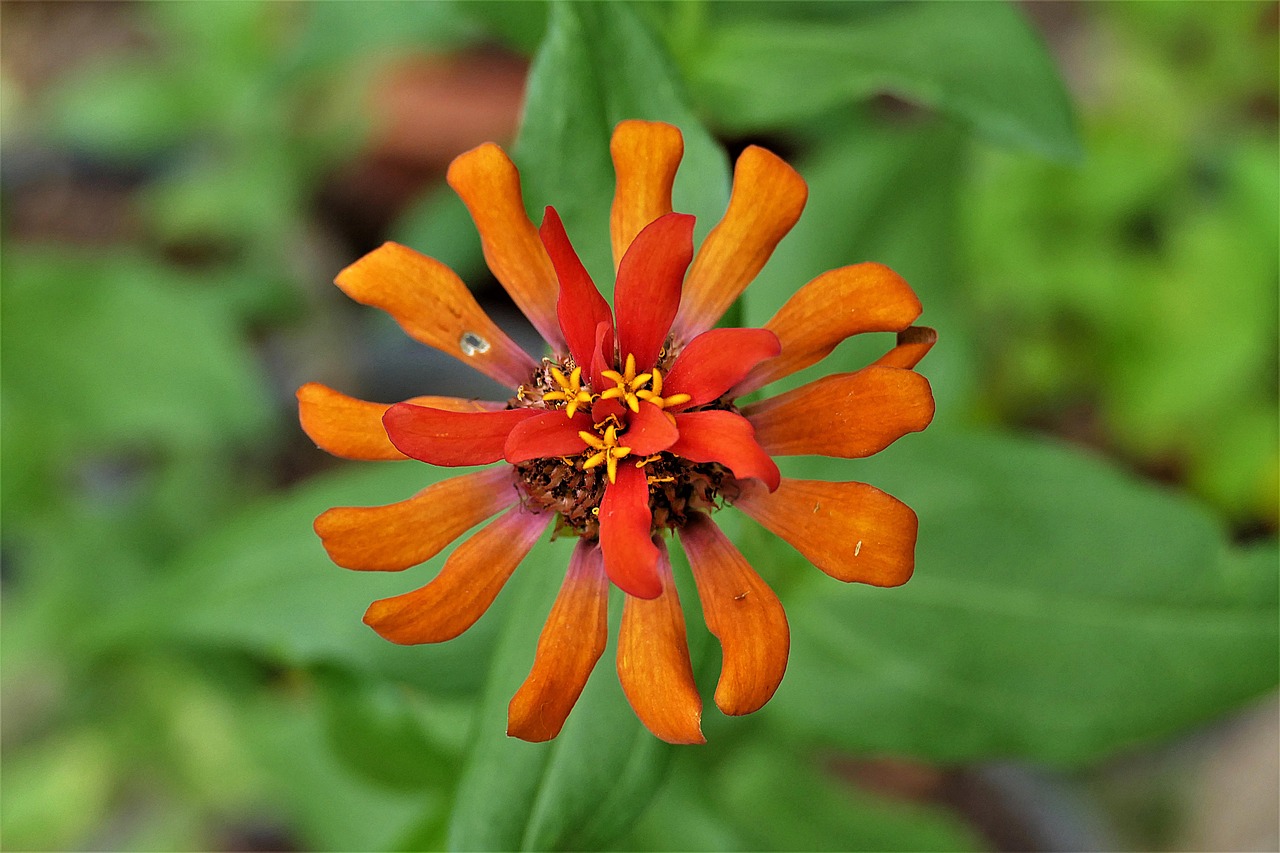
(298, 120, 935, 744)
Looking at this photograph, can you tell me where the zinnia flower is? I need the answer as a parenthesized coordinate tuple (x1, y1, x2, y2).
(298, 120, 935, 744)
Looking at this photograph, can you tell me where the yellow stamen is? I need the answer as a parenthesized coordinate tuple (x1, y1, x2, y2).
(578, 420, 632, 484)
(545, 364, 594, 418)
(635, 367, 692, 411)
(600, 352, 654, 413)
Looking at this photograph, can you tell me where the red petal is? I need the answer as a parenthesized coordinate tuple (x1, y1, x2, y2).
(614, 212, 695, 371)
(297, 383, 500, 462)
(734, 478, 917, 587)
(363, 506, 550, 643)
(504, 409, 593, 463)
(508, 540, 609, 742)
(592, 393, 626, 425)
(671, 411, 780, 491)
(663, 328, 781, 409)
(598, 464, 660, 598)
(314, 467, 516, 571)
(543, 206, 614, 370)
(625, 400, 679, 456)
(873, 325, 937, 370)
(744, 366, 934, 459)
(590, 319, 616, 391)
(617, 539, 705, 744)
(383, 404, 540, 466)
(680, 513, 788, 716)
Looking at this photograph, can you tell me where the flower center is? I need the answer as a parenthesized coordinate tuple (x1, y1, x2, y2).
(510, 352, 735, 540)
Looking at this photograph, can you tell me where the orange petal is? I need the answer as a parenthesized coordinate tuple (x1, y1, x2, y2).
(672, 146, 808, 342)
(609, 120, 684, 269)
(734, 478, 918, 587)
(508, 540, 609, 742)
(297, 383, 499, 461)
(680, 514, 788, 716)
(744, 366, 934, 458)
(873, 325, 938, 370)
(734, 264, 922, 396)
(314, 466, 516, 571)
(616, 540, 705, 744)
(335, 242, 536, 388)
(363, 506, 551, 643)
(447, 143, 565, 350)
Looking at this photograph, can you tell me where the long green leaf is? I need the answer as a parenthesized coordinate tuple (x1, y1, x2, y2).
(149, 461, 503, 696)
(515, 1, 730, 289)
(690, 2, 1081, 161)
(762, 428, 1278, 764)
(447, 552, 675, 851)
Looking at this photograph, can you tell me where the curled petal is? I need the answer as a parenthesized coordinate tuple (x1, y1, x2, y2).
(680, 513, 788, 716)
(610, 120, 684, 268)
(663, 328, 781, 409)
(508, 540, 609, 742)
(873, 325, 937, 370)
(615, 213, 695, 372)
(314, 467, 516, 571)
(672, 410, 780, 491)
(672, 146, 808, 342)
(734, 478, 918, 587)
(599, 463, 660, 599)
(447, 143, 564, 349)
(617, 539, 705, 744)
(384, 405, 541, 466)
(297, 383, 500, 461)
(625, 399, 679, 456)
(363, 506, 550, 644)
(590, 319, 617, 392)
(504, 409, 594, 463)
(335, 242, 536, 388)
(745, 366, 934, 458)
(543, 206, 613, 371)
(734, 264, 923, 396)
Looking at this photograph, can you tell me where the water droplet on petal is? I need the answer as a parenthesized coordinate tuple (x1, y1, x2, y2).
(459, 332, 490, 356)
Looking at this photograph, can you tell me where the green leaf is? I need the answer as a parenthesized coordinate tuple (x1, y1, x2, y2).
(315, 668, 460, 791)
(238, 688, 435, 851)
(283, 1, 485, 77)
(146, 461, 502, 696)
(448, 545, 675, 851)
(40, 59, 206, 158)
(764, 428, 1278, 765)
(0, 250, 273, 453)
(0, 730, 116, 850)
(631, 744, 982, 852)
(689, 2, 1081, 161)
(515, 0, 730, 288)
(454, 0, 550, 54)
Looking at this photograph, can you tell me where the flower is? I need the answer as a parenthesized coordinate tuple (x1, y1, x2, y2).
(297, 120, 935, 744)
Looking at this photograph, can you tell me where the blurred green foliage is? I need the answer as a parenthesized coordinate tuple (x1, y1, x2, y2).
(2, 1, 1275, 851)
(964, 2, 1279, 526)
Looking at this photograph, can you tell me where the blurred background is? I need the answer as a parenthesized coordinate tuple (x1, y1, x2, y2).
(2, 2, 1276, 851)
